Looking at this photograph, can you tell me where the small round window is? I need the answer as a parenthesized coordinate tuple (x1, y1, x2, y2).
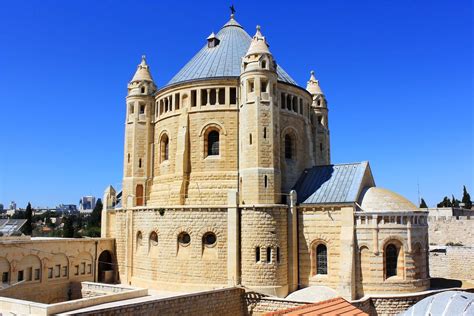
(178, 232, 191, 246)
(203, 232, 217, 247)
(150, 231, 158, 246)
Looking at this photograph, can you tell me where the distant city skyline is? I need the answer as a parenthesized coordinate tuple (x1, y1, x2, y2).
(0, 0, 472, 208)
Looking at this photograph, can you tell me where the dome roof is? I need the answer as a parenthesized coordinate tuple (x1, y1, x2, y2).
(167, 16, 296, 86)
(359, 187, 418, 212)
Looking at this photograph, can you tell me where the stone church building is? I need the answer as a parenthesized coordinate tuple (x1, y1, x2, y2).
(101, 13, 430, 300)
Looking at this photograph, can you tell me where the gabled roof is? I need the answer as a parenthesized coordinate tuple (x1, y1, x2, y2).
(167, 16, 297, 86)
(293, 162, 374, 205)
(265, 297, 368, 316)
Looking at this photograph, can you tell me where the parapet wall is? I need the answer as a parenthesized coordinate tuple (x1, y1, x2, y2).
(429, 246, 474, 282)
(428, 216, 474, 246)
(72, 287, 246, 316)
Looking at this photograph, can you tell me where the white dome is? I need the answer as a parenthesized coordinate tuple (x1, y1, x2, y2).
(359, 187, 418, 212)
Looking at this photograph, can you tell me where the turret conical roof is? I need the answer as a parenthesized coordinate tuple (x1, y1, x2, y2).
(306, 70, 323, 95)
(246, 25, 271, 56)
(131, 55, 154, 83)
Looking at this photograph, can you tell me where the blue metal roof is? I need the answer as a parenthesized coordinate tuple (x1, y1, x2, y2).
(400, 291, 474, 315)
(167, 17, 297, 86)
(293, 162, 370, 204)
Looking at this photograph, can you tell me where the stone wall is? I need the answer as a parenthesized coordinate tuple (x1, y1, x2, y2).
(298, 206, 343, 290)
(110, 207, 230, 291)
(351, 288, 474, 316)
(241, 207, 288, 297)
(246, 296, 307, 316)
(428, 216, 474, 246)
(429, 246, 474, 282)
(74, 287, 246, 316)
(0, 237, 115, 304)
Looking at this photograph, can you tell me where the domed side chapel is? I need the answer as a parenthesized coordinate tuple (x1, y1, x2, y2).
(102, 13, 430, 300)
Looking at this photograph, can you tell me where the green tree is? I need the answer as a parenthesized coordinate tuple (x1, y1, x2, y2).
(89, 199, 103, 227)
(451, 195, 460, 208)
(462, 186, 472, 209)
(419, 198, 428, 208)
(437, 196, 452, 207)
(22, 202, 33, 235)
(62, 216, 74, 238)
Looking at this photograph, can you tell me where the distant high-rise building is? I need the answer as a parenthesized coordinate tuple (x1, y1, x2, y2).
(9, 201, 16, 211)
(79, 196, 96, 211)
(0, 204, 4, 213)
(56, 204, 78, 215)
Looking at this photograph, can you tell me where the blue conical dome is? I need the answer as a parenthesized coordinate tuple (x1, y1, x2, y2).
(167, 16, 296, 86)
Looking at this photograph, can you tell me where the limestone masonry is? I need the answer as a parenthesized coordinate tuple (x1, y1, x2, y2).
(101, 13, 431, 301)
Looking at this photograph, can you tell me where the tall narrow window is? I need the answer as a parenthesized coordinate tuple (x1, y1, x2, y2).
(210, 89, 217, 105)
(285, 135, 293, 159)
(207, 131, 220, 156)
(256, 247, 260, 262)
(201, 89, 208, 105)
(276, 247, 280, 263)
(248, 80, 255, 93)
(218, 89, 225, 104)
(18, 270, 24, 282)
(264, 175, 268, 188)
(141, 86, 145, 94)
(229, 88, 237, 104)
(386, 244, 398, 278)
(136, 185, 144, 206)
(261, 60, 267, 69)
(266, 247, 272, 263)
(320, 143, 323, 153)
(191, 90, 197, 107)
(128, 153, 130, 163)
(161, 134, 169, 162)
(175, 93, 180, 110)
(263, 127, 267, 139)
(316, 244, 328, 274)
(249, 133, 252, 145)
(140, 104, 145, 115)
(139, 158, 142, 168)
(261, 79, 268, 93)
(281, 93, 286, 109)
(2, 272, 8, 283)
(286, 94, 292, 110)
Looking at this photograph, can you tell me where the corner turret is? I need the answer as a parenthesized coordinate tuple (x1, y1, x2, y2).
(307, 70, 330, 165)
(122, 56, 157, 207)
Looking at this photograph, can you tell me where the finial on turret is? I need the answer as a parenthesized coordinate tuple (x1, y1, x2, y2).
(140, 55, 147, 66)
(306, 70, 323, 95)
(230, 4, 236, 18)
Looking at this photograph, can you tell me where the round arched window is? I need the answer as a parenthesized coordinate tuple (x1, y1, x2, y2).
(149, 231, 158, 246)
(207, 130, 220, 156)
(178, 232, 191, 246)
(203, 232, 217, 247)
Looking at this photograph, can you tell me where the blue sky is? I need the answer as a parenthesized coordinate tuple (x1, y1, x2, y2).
(0, 0, 472, 208)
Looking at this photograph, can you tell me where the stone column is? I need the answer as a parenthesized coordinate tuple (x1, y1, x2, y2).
(338, 206, 356, 300)
(227, 189, 240, 286)
(288, 190, 298, 292)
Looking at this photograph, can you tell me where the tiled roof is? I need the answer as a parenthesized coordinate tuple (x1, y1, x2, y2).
(265, 297, 368, 316)
(293, 162, 371, 205)
(167, 17, 297, 86)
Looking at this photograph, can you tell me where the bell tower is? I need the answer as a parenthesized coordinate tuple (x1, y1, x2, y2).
(239, 26, 280, 205)
(122, 56, 157, 207)
(307, 71, 330, 165)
